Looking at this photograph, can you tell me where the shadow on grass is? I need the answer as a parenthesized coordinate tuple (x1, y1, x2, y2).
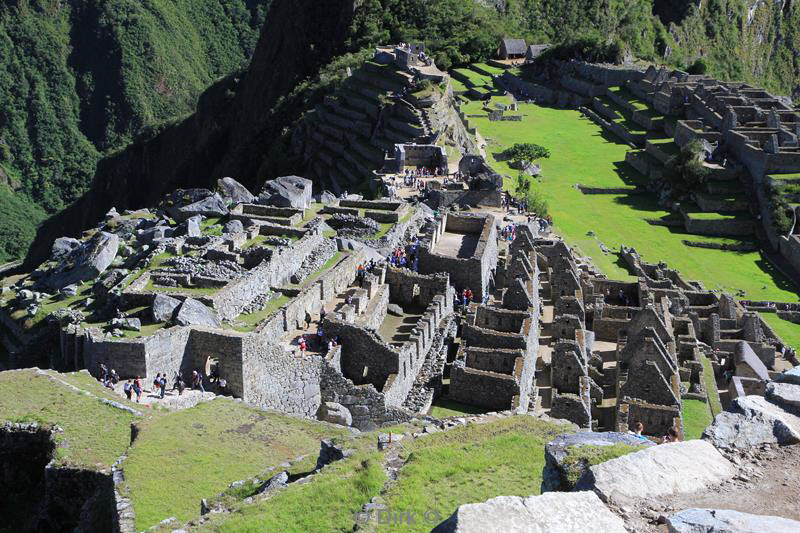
(429, 398, 488, 417)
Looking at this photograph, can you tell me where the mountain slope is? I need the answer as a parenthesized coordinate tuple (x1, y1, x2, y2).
(0, 0, 268, 262)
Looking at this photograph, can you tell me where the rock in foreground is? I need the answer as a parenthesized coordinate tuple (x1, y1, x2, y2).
(667, 508, 800, 533)
(576, 440, 734, 503)
(703, 395, 800, 449)
(433, 491, 626, 533)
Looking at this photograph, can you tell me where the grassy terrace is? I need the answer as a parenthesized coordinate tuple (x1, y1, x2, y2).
(768, 173, 800, 182)
(451, 68, 492, 88)
(700, 354, 723, 417)
(428, 398, 488, 418)
(377, 417, 571, 532)
(472, 62, 506, 76)
(760, 312, 800, 350)
(608, 86, 648, 111)
(0, 369, 134, 468)
(683, 209, 750, 221)
(124, 399, 349, 530)
(233, 293, 291, 332)
(682, 398, 712, 440)
(462, 96, 799, 300)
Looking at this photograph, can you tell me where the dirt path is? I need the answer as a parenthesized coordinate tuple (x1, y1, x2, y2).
(621, 443, 800, 531)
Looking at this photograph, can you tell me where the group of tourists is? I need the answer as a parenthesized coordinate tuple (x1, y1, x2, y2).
(298, 330, 339, 356)
(629, 421, 681, 444)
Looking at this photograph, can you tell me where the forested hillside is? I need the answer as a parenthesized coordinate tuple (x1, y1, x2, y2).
(9, 0, 800, 266)
(0, 0, 269, 263)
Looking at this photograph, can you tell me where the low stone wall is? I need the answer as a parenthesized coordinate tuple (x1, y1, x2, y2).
(428, 189, 503, 208)
(211, 231, 322, 320)
(682, 213, 754, 237)
(449, 363, 521, 410)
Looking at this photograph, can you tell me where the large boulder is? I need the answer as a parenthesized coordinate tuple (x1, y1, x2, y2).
(174, 298, 221, 328)
(223, 219, 244, 234)
(766, 382, 800, 411)
(576, 440, 734, 504)
(703, 395, 800, 449)
(43, 232, 119, 290)
(318, 401, 352, 426)
(318, 190, 338, 205)
(170, 194, 229, 222)
(542, 431, 653, 492)
(217, 177, 255, 205)
(432, 491, 626, 533)
(51, 237, 81, 260)
(666, 508, 800, 533)
(257, 175, 313, 209)
(151, 294, 182, 322)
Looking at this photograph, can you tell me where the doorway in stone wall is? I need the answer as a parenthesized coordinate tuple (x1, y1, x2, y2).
(205, 356, 219, 382)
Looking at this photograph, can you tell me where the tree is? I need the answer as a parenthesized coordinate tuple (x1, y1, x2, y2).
(669, 139, 710, 191)
(514, 173, 549, 217)
(503, 143, 551, 165)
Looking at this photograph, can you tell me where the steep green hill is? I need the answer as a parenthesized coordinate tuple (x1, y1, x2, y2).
(0, 0, 269, 261)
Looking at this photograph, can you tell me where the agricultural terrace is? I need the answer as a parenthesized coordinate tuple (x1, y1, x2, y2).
(460, 96, 799, 302)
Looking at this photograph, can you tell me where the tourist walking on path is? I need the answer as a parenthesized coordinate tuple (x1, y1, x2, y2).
(133, 377, 142, 403)
(159, 374, 167, 399)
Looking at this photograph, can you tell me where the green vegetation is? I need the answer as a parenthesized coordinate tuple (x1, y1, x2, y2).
(682, 398, 712, 440)
(234, 293, 291, 332)
(196, 453, 386, 533)
(699, 354, 723, 417)
(464, 97, 798, 301)
(0, 0, 267, 261)
(378, 416, 571, 532)
(123, 398, 349, 530)
(560, 443, 646, 486)
(428, 398, 488, 418)
(503, 142, 551, 165)
(0, 184, 46, 263)
(760, 312, 800, 351)
(0, 369, 134, 468)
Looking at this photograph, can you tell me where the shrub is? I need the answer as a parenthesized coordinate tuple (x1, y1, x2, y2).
(687, 58, 709, 75)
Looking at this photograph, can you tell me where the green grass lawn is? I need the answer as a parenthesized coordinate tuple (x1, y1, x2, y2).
(123, 399, 350, 530)
(449, 78, 470, 93)
(472, 62, 506, 76)
(234, 293, 291, 332)
(699, 355, 723, 417)
(560, 442, 646, 487)
(0, 369, 134, 468)
(760, 312, 800, 350)
(682, 398, 712, 440)
(608, 86, 648, 111)
(451, 68, 492, 88)
(428, 398, 488, 418)
(465, 98, 799, 301)
(377, 416, 572, 532)
(195, 452, 386, 533)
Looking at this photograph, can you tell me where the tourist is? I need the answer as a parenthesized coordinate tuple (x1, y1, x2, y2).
(299, 336, 307, 356)
(663, 427, 680, 443)
(304, 310, 312, 330)
(124, 380, 133, 401)
(462, 289, 468, 308)
(218, 377, 228, 395)
(173, 372, 185, 396)
(153, 373, 162, 395)
(320, 306, 327, 321)
(133, 376, 142, 403)
(110, 368, 119, 385)
(465, 288, 473, 306)
(99, 363, 109, 382)
(631, 421, 644, 436)
(357, 263, 366, 287)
